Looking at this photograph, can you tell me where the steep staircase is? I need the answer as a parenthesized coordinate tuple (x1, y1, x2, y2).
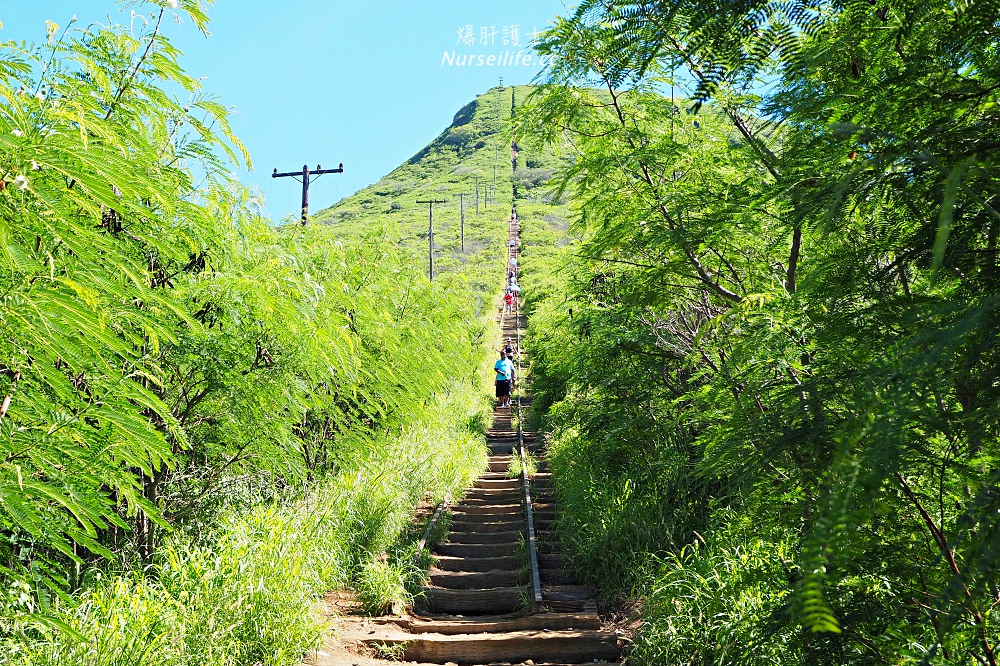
(318, 214, 619, 665)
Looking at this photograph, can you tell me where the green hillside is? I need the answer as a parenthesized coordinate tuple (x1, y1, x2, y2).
(313, 85, 572, 296)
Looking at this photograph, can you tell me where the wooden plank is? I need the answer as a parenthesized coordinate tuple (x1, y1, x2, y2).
(343, 627, 618, 663)
(459, 493, 522, 505)
(405, 611, 602, 634)
(450, 503, 523, 516)
(401, 629, 619, 664)
(419, 585, 527, 614)
(432, 555, 518, 572)
(437, 542, 518, 558)
(446, 530, 522, 545)
(429, 568, 523, 589)
(449, 518, 523, 533)
(543, 584, 592, 601)
(475, 478, 521, 490)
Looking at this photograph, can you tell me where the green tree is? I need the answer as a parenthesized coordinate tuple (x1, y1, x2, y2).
(518, 0, 1000, 662)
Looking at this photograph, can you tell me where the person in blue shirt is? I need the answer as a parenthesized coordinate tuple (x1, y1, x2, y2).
(494, 350, 514, 408)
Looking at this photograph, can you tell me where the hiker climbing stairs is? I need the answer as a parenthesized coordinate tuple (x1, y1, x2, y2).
(318, 213, 620, 665)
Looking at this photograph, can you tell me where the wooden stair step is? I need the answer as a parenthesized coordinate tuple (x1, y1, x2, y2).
(538, 553, 564, 568)
(478, 471, 511, 480)
(475, 478, 521, 490)
(437, 542, 518, 558)
(449, 518, 524, 533)
(451, 504, 523, 516)
(460, 492, 522, 505)
(536, 540, 561, 554)
(405, 611, 602, 634)
(446, 530, 522, 545)
(543, 585, 593, 602)
(545, 598, 599, 613)
(539, 568, 578, 585)
(433, 555, 518, 572)
(350, 628, 619, 664)
(316, 652, 618, 666)
(429, 568, 523, 589)
(418, 585, 527, 614)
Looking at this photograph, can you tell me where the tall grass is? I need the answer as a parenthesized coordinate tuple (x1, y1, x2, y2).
(2, 385, 488, 666)
(633, 527, 798, 666)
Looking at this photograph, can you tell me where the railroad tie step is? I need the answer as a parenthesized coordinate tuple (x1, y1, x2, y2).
(429, 568, 523, 589)
(538, 553, 564, 568)
(462, 487, 522, 500)
(433, 555, 518, 572)
(446, 530, 522, 545)
(476, 478, 521, 491)
(545, 598, 599, 614)
(539, 568, 578, 585)
(450, 503, 523, 517)
(405, 611, 602, 634)
(536, 539, 561, 554)
(350, 628, 619, 664)
(418, 584, 528, 614)
(459, 497, 521, 510)
(478, 471, 513, 480)
(449, 518, 524, 533)
(542, 584, 593, 602)
(463, 485, 521, 498)
(436, 542, 518, 559)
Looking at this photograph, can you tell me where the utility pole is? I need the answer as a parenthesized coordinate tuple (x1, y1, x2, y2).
(272, 163, 344, 224)
(458, 192, 468, 252)
(494, 145, 498, 191)
(416, 199, 446, 280)
(475, 175, 480, 215)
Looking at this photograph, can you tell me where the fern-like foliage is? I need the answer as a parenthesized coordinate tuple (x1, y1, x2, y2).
(518, 0, 1000, 662)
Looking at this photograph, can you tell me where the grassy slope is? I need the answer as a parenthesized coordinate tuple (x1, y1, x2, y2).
(313, 85, 571, 303)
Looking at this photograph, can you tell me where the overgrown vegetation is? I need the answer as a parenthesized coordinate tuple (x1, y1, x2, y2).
(517, 1, 1000, 663)
(0, 3, 493, 663)
(507, 450, 538, 480)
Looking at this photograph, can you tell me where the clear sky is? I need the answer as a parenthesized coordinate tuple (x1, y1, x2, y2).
(0, 1, 570, 221)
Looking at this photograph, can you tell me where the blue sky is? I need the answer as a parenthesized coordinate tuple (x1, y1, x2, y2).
(1, 1, 570, 221)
